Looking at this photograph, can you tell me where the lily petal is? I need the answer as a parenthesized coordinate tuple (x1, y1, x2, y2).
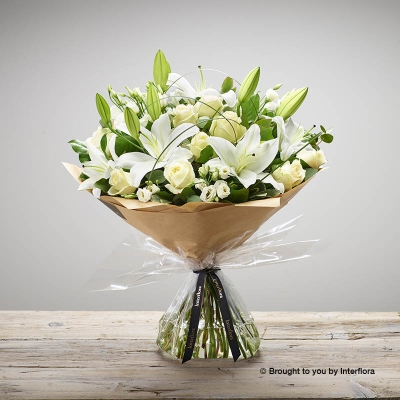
(151, 114, 171, 149)
(235, 124, 260, 157)
(237, 169, 257, 188)
(167, 73, 197, 99)
(249, 138, 279, 174)
(221, 90, 237, 107)
(129, 161, 157, 187)
(109, 135, 118, 161)
(207, 136, 238, 168)
(116, 152, 154, 169)
(167, 146, 193, 162)
(260, 174, 284, 194)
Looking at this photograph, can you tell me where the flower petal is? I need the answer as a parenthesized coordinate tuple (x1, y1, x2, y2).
(129, 161, 157, 187)
(235, 124, 260, 156)
(168, 146, 193, 162)
(151, 114, 171, 149)
(249, 138, 279, 174)
(167, 73, 197, 99)
(116, 152, 154, 169)
(260, 174, 284, 194)
(221, 90, 237, 107)
(207, 136, 238, 168)
(237, 169, 257, 188)
(109, 135, 118, 161)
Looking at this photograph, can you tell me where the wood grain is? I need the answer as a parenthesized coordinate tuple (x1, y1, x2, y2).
(0, 311, 399, 399)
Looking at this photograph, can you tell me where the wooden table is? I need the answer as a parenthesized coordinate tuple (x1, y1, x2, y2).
(0, 311, 399, 399)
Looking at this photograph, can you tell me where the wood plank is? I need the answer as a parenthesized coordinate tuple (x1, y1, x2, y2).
(0, 311, 399, 399)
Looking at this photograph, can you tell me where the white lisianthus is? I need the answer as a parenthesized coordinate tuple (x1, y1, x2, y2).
(215, 180, 230, 199)
(297, 148, 327, 169)
(164, 159, 195, 194)
(194, 178, 207, 191)
(158, 92, 168, 108)
(194, 95, 223, 118)
(209, 111, 246, 143)
(189, 131, 209, 159)
(198, 164, 210, 179)
(86, 126, 113, 156)
(265, 99, 280, 113)
(219, 165, 231, 179)
(211, 170, 219, 181)
(147, 183, 160, 194)
(110, 105, 122, 121)
(200, 185, 217, 202)
(140, 113, 152, 127)
(173, 104, 198, 127)
(108, 169, 136, 196)
(137, 187, 152, 203)
(272, 159, 305, 192)
(265, 88, 279, 102)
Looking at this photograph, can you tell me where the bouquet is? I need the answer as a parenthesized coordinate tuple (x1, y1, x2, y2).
(65, 50, 333, 363)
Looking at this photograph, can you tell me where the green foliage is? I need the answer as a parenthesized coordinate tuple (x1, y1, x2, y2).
(221, 76, 234, 93)
(173, 187, 196, 205)
(145, 169, 166, 184)
(114, 133, 141, 156)
(196, 145, 214, 164)
(256, 119, 273, 141)
(305, 168, 319, 181)
(240, 94, 260, 124)
(69, 139, 90, 163)
(321, 133, 334, 143)
(94, 178, 110, 193)
(226, 187, 249, 203)
(187, 195, 202, 202)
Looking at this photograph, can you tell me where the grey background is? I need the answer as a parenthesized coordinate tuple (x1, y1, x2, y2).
(0, 0, 399, 311)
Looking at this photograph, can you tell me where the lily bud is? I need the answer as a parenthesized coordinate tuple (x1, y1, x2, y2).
(237, 67, 260, 104)
(276, 87, 308, 121)
(146, 82, 161, 121)
(153, 50, 171, 93)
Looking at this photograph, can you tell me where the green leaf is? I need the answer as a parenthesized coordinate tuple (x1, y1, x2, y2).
(226, 188, 249, 203)
(153, 50, 171, 92)
(299, 159, 312, 169)
(240, 112, 249, 129)
(273, 83, 283, 90)
(305, 168, 318, 181)
(157, 190, 174, 201)
(68, 139, 87, 154)
(145, 169, 166, 184)
(196, 145, 214, 164)
(256, 119, 274, 141)
(95, 93, 111, 123)
(221, 76, 234, 93)
(100, 134, 108, 156)
(146, 83, 162, 121)
(320, 133, 334, 143)
(320, 125, 327, 133)
(240, 94, 260, 123)
(115, 133, 140, 156)
(176, 187, 195, 202)
(78, 153, 90, 163)
(124, 107, 140, 140)
(187, 195, 202, 202)
(197, 116, 211, 130)
(94, 178, 110, 193)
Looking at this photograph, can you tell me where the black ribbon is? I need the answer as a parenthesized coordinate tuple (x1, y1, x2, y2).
(182, 269, 241, 364)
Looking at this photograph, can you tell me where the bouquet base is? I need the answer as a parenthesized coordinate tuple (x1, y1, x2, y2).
(156, 271, 260, 360)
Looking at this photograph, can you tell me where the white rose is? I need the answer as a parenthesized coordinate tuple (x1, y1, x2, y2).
(297, 148, 327, 169)
(173, 104, 198, 128)
(200, 185, 217, 202)
(209, 111, 246, 143)
(137, 187, 152, 203)
(194, 95, 223, 118)
(86, 126, 114, 155)
(265, 88, 279, 102)
(189, 132, 209, 159)
(272, 159, 305, 192)
(108, 169, 136, 196)
(164, 159, 195, 193)
(219, 165, 231, 180)
(215, 180, 230, 199)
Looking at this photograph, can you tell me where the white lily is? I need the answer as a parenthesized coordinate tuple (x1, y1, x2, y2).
(78, 142, 114, 199)
(116, 114, 199, 187)
(207, 124, 279, 188)
(167, 72, 237, 107)
(273, 116, 306, 161)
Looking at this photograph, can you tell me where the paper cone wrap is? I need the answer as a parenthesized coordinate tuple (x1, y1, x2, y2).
(63, 162, 318, 260)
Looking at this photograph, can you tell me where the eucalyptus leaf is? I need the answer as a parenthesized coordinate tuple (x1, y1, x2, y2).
(197, 116, 211, 129)
(196, 145, 214, 164)
(305, 168, 318, 181)
(95, 93, 111, 123)
(187, 195, 202, 202)
(177, 187, 195, 202)
(146, 169, 166, 184)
